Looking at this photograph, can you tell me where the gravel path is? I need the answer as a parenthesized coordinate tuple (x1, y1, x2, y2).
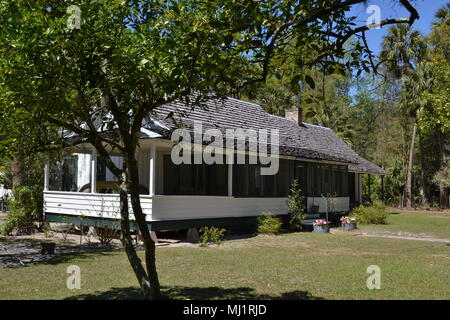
(361, 233, 450, 243)
(331, 228, 450, 243)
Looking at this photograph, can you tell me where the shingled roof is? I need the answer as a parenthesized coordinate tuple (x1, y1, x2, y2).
(143, 96, 387, 175)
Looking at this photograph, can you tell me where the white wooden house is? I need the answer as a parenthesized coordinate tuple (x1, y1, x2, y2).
(44, 97, 387, 231)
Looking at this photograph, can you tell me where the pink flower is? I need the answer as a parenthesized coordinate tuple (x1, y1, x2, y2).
(314, 219, 330, 226)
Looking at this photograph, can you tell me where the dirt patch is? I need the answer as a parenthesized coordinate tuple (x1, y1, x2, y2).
(0, 229, 199, 268)
(330, 228, 362, 236)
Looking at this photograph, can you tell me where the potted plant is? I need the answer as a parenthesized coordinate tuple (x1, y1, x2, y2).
(340, 216, 357, 231)
(313, 219, 331, 233)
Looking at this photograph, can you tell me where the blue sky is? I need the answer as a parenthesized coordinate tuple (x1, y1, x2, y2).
(348, 0, 448, 54)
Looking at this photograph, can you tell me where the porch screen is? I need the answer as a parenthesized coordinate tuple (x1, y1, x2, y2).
(233, 158, 297, 197)
(163, 155, 228, 196)
(307, 164, 348, 197)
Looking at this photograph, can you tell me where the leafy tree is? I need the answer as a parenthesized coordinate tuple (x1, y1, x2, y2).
(420, 5, 450, 207)
(0, 0, 421, 299)
(399, 62, 434, 205)
(380, 24, 426, 208)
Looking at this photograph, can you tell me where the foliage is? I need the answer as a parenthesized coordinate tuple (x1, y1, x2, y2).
(96, 225, 120, 245)
(199, 226, 226, 247)
(1, 186, 40, 235)
(432, 162, 450, 188)
(351, 201, 388, 225)
(256, 212, 282, 234)
(383, 159, 406, 206)
(287, 180, 305, 232)
(42, 224, 54, 238)
(380, 24, 427, 80)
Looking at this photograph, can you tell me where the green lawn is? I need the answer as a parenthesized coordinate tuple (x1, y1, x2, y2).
(357, 209, 450, 239)
(1, 224, 449, 300)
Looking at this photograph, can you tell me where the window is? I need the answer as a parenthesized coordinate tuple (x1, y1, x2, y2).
(97, 156, 123, 182)
(49, 155, 79, 192)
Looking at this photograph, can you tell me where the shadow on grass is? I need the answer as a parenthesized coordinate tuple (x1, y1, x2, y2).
(0, 237, 43, 246)
(65, 286, 324, 300)
(1, 237, 121, 268)
(42, 250, 117, 265)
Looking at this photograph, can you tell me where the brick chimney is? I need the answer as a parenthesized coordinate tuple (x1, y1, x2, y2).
(285, 108, 303, 126)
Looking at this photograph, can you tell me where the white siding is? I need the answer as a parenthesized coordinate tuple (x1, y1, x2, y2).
(307, 197, 349, 213)
(44, 191, 153, 221)
(44, 192, 349, 222)
(44, 191, 288, 221)
(151, 196, 288, 220)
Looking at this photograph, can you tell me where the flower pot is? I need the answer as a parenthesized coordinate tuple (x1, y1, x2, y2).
(342, 222, 357, 231)
(313, 225, 330, 233)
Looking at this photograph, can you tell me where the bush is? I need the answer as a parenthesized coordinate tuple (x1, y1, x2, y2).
(199, 226, 226, 247)
(257, 212, 282, 234)
(96, 225, 120, 245)
(1, 186, 40, 235)
(351, 201, 388, 225)
(287, 180, 305, 231)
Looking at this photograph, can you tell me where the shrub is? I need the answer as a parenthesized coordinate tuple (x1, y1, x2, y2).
(351, 200, 388, 225)
(257, 212, 282, 234)
(96, 225, 120, 245)
(199, 226, 226, 247)
(287, 180, 305, 231)
(1, 186, 40, 235)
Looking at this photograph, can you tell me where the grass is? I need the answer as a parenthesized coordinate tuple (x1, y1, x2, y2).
(1, 222, 449, 300)
(357, 208, 450, 239)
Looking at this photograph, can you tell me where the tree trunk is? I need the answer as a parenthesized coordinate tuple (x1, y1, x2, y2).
(437, 129, 449, 208)
(126, 151, 161, 299)
(118, 170, 154, 299)
(11, 157, 23, 191)
(418, 130, 428, 206)
(405, 122, 416, 208)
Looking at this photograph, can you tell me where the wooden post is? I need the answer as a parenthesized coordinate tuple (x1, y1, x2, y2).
(44, 161, 50, 191)
(149, 144, 156, 196)
(381, 175, 385, 203)
(91, 149, 97, 193)
(228, 153, 233, 197)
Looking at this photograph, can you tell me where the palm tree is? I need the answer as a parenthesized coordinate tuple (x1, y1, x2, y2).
(434, 3, 450, 23)
(380, 25, 426, 79)
(380, 25, 427, 208)
(399, 63, 434, 206)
